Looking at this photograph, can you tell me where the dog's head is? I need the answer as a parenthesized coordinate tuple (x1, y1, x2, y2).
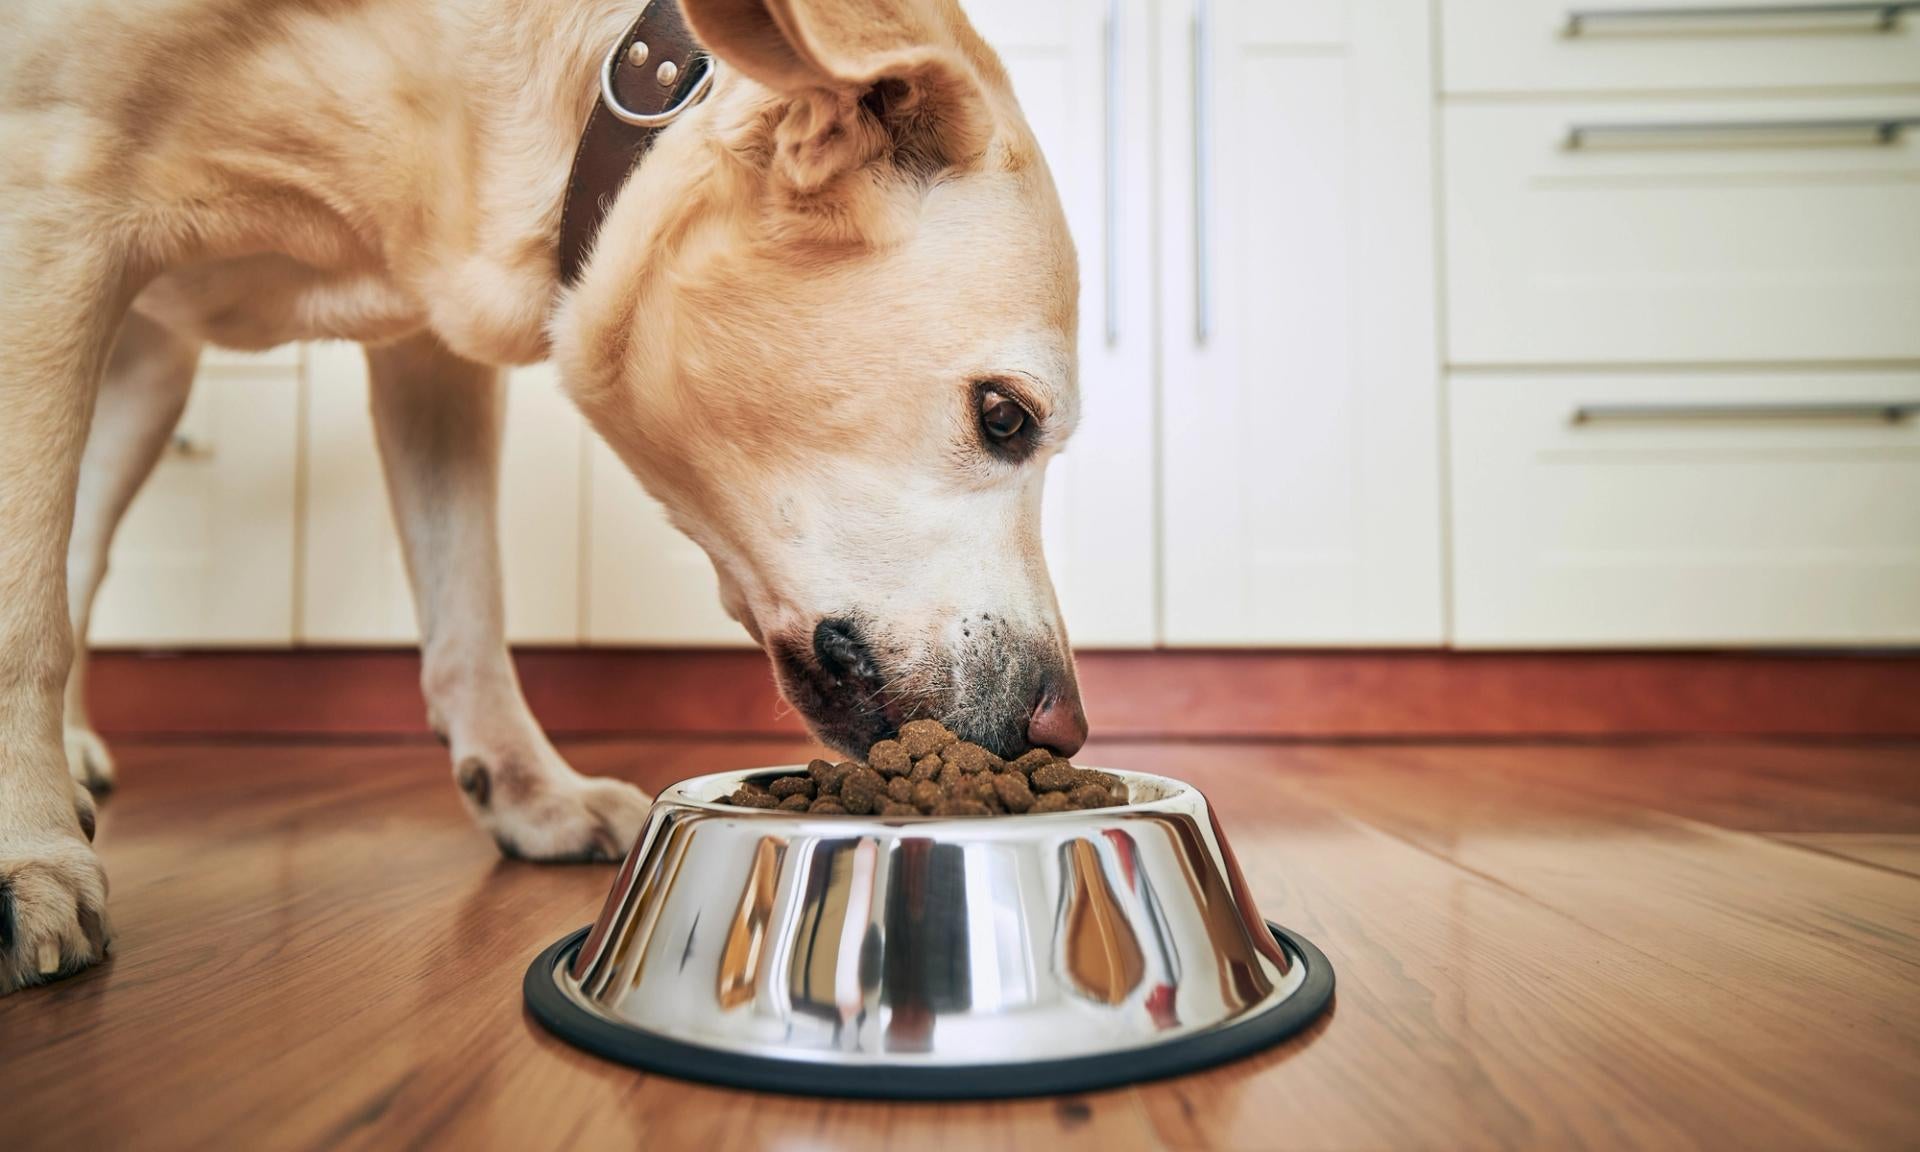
(558, 0, 1085, 758)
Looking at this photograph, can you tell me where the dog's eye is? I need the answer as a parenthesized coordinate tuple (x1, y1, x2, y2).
(980, 391, 1028, 440)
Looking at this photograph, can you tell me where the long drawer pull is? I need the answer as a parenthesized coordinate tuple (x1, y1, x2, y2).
(1572, 401, 1920, 425)
(1566, 3, 1919, 35)
(1192, 0, 1213, 346)
(1103, 0, 1123, 347)
(1566, 117, 1918, 149)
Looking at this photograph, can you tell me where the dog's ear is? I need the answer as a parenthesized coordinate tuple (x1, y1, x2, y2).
(683, 0, 992, 192)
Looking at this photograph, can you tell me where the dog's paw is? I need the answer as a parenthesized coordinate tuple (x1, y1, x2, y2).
(65, 726, 116, 794)
(453, 756, 651, 864)
(0, 830, 112, 995)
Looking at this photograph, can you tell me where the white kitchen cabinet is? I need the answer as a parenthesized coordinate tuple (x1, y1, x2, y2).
(1443, 0, 1920, 96)
(1445, 94, 1920, 367)
(299, 343, 586, 644)
(583, 0, 1162, 648)
(1451, 370, 1920, 647)
(1155, 0, 1445, 644)
(91, 348, 302, 647)
(1440, 2, 1920, 650)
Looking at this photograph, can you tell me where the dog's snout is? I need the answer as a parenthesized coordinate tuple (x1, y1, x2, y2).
(812, 617, 878, 684)
(1027, 678, 1088, 757)
(779, 617, 1086, 759)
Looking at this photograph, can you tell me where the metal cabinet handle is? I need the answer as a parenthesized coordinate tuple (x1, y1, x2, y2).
(1566, 117, 1918, 149)
(1191, 0, 1212, 346)
(1566, 3, 1918, 35)
(1572, 401, 1920, 425)
(169, 432, 214, 458)
(1103, 0, 1123, 347)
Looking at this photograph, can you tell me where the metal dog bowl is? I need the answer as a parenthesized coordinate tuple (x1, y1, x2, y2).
(525, 767, 1333, 1098)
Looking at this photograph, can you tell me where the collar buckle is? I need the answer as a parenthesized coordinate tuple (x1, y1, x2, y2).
(598, 42, 717, 129)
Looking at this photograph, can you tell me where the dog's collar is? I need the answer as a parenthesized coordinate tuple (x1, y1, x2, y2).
(558, 1, 717, 287)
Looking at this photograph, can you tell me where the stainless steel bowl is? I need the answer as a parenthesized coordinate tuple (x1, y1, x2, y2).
(525, 766, 1333, 1098)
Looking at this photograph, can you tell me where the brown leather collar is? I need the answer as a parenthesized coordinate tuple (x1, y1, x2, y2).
(558, 1, 714, 286)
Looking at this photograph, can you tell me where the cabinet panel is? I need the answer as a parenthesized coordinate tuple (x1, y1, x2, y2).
(91, 351, 301, 647)
(1444, 96, 1920, 367)
(981, 0, 1158, 647)
(300, 342, 585, 644)
(498, 365, 589, 643)
(1443, 0, 1920, 96)
(1451, 370, 1920, 647)
(584, 437, 748, 645)
(1158, 0, 1443, 644)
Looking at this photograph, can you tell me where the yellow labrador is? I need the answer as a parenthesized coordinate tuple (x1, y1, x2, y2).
(0, 0, 1086, 993)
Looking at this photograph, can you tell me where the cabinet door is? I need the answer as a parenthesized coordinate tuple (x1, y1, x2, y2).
(300, 343, 586, 644)
(1450, 370, 1920, 647)
(971, 0, 1159, 647)
(91, 348, 301, 646)
(1157, 0, 1443, 644)
(586, 0, 1160, 648)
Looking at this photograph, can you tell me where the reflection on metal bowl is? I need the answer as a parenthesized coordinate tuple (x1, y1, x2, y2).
(524, 767, 1334, 1098)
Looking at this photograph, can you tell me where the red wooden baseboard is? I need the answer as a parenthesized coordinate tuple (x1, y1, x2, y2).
(84, 647, 1920, 739)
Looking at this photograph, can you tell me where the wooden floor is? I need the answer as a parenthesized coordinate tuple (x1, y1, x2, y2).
(4, 737, 1918, 1151)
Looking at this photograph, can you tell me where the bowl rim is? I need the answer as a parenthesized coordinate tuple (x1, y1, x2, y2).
(657, 765, 1202, 824)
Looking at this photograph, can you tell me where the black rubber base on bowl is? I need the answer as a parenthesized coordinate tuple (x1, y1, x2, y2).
(524, 922, 1334, 1099)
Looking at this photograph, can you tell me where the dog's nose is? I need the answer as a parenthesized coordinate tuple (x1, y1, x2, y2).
(1027, 680, 1088, 756)
(813, 617, 878, 684)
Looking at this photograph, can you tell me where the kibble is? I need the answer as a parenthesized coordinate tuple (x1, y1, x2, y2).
(898, 718, 958, 759)
(1009, 749, 1053, 776)
(868, 740, 911, 778)
(840, 766, 886, 815)
(991, 772, 1035, 813)
(719, 720, 1126, 816)
(770, 776, 814, 800)
(1068, 783, 1111, 809)
(726, 782, 780, 809)
(943, 742, 1001, 775)
(1030, 761, 1076, 793)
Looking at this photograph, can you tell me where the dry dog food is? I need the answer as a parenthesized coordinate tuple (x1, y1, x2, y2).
(720, 719, 1126, 817)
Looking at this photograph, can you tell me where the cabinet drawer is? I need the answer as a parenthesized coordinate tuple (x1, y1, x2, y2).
(1443, 0, 1920, 95)
(1444, 97, 1920, 366)
(1449, 371, 1920, 647)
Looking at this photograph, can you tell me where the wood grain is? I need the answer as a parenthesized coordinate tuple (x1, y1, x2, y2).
(83, 648, 1920, 739)
(2, 737, 1917, 1150)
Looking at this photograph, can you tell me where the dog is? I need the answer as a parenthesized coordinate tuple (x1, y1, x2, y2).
(0, 0, 1086, 994)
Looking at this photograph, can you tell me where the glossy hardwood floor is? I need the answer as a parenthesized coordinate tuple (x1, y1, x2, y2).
(3, 737, 1917, 1150)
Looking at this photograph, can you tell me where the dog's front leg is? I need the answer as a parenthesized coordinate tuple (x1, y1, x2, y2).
(365, 332, 649, 862)
(0, 224, 123, 993)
